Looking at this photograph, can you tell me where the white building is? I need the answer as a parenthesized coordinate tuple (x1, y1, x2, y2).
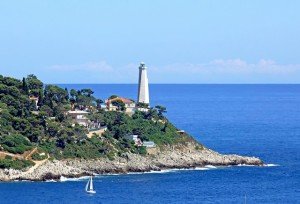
(143, 141, 156, 148)
(124, 134, 143, 146)
(137, 62, 150, 105)
(67, 110, 90, 127)
(29, 96, 39, 109)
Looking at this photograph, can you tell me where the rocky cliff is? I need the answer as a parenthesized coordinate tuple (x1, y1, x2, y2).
(0, 142, 263, 181)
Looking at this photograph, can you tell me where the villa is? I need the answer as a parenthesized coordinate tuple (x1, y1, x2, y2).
(105, 97, 136, 113)
(67, 110, 90, 127)
(29, 96, 39, 109)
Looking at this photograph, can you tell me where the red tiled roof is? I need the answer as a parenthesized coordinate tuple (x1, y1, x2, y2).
(107, 97, 134, 104)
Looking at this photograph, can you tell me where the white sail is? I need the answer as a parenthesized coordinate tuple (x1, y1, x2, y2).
(89, 177, 94, 191)
(85, 176, 96, 194)
(85, 179, 90, 191)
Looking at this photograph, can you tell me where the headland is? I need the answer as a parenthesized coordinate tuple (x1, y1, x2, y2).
(0, 64, 263, 181)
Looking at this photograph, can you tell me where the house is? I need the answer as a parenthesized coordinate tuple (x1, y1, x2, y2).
(124, 134, 143, 146)
(67, 110, 90, 127)
(106, 97, 136, 113)
(143, 141, 156, 148)
(29, 96, 39, 109)
(177, 130, 185, 134)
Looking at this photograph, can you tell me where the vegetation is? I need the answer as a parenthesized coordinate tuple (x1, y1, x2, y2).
(111, 99, 125, 111)
(0, 74, 195, 169)
(0, 156, 34, 170)
(31, 152, 47, 161)
(0, 134, 33, 154)
(136, 102, 149, 108)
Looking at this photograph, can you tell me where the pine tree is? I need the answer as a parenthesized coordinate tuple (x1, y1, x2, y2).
(22, 77, 29, 95)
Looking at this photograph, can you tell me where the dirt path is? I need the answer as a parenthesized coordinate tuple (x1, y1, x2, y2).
(0, 151, 23, 159)
(0, 148, 50, 177)
(24, 147, 38, 160)
(24, 154, 50, 175)
(0, 147, 37, 160)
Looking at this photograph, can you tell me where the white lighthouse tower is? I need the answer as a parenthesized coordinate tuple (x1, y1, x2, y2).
(137, 62, 150, 105)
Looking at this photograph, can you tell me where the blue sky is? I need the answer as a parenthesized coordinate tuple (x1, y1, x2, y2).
(0, 1, 299, 83)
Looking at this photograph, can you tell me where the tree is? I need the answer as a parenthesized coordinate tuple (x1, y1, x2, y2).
(44, 85, 68, 104)
(64, 88, 69, 101)
(112, 100, 125, 111)
(76, 94, 96, 110)
(81, 89, 94, 97)
(22, 77, 29, 94)
(155, 105, 167, 118)
(145, 108, 158, 120)
(95, 99, 103, 108)
(39, 105, 53, 117)
(109, 95, 118, 99)
(26, 74, 43, 96)
(137, 102, 149, 108)
(47, 121, 60, 137)
(70, 89, 78, 100)
(37, 89, 44, 107)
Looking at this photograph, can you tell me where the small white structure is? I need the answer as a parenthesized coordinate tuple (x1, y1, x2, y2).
(124, 134, 143, 146)
(29, 96, 39, 109)
(143, 141, 156, 148)
(68, 110, 89, 127)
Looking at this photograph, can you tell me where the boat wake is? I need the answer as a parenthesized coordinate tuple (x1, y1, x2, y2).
(60, 176, 90, 182)
(264, 163, 279, 167)
(237, 163, 279, 167)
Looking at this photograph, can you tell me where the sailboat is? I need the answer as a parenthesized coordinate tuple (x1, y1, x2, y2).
(85, 176, 96, 194)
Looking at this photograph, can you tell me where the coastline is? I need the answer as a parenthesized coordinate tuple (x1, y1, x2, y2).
(0, 142, 263, 182)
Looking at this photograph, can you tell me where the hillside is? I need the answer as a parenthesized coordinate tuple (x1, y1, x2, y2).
(0, 74, 263, 180)
(0, 75, 196, 168)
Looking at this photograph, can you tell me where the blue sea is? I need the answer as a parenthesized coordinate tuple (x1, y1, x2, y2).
(1, 85, 299, 204)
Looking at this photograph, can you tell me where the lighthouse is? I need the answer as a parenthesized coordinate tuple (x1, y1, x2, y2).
(137, 62, 150, 105)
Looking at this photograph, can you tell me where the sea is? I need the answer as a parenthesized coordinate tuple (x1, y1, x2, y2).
(0, 84, 299, 204)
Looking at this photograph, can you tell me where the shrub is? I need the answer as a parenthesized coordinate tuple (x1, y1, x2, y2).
(0, 134, 32, 154)
(138, 146, 147, 155)
(5, 155, 12, 160)
(31, 152, 47, 161)
(0, 158, 34, 170)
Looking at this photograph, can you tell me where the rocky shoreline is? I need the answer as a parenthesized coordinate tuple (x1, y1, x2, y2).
(0, 142, 263, 181)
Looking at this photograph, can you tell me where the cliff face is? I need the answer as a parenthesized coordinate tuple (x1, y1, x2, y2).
(0, 142, 263, 181)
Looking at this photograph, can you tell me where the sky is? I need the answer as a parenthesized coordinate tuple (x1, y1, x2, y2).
(0, 1, 299, 84)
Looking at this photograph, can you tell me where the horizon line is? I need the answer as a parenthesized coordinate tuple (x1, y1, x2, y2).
(53, 83, 300, 85)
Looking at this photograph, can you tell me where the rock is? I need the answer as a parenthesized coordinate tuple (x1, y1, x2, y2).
(0, 142, 263, 181)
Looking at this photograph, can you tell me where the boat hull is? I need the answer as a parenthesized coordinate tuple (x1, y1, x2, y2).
(86, 190, 96, 194)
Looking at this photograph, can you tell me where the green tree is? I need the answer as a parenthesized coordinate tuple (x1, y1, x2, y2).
(95, 99, 104, 108)
(81, 89, 94, 97)
(155, 105, 167, 118)
(109, 95, 118, 99)
(70, 89, 78, 100)
(26, 74, 43, 96)
(37, 89, 44, 107)
(112, 100, 126, 111)
(22, 77, 29, 94)
(64, 88, 69, 101)
(137, 102, 149, 108)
